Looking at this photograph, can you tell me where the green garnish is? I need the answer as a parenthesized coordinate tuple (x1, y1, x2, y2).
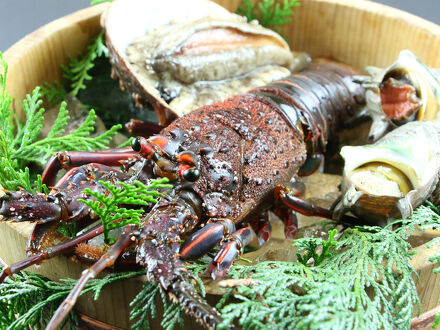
(130, 282, 184, 330)
(237, 0, 300, 28)
(41, 29, 109, 102)
(0, 267, 144, 329)
(90, 0, 114, 5)
(0, 53, 120, 192)
(79, 178, 172, 244)
(294, 228, 338, 266)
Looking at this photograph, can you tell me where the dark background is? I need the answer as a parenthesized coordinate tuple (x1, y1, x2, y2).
(0, 0, 439, 52)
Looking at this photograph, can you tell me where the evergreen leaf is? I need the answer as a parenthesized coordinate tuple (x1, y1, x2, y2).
(79, 178, 172, 244)
(63, 29, 108, 95)
(237, 0, 300, 28)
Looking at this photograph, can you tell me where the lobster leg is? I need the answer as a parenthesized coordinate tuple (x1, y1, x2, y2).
(206, 227, 255, 279)
(0, 164, 126, 223)
(125, 119, 164, 137)
(42, 148, 137, 186)
(272, 205, 299, 240)
(275, 183, 369, 226)
(298, 153, 324, 177)
(179, 218, 236, 260)
(0, 224, 104, 284)
(46, 224, 137, 330)
(249, 210, 272, 246)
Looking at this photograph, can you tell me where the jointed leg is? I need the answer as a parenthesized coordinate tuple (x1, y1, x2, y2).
(207, 227, 255, 279)
(179, 218, 236, 260)
(0, 223, 104, 284)
(46, 224, 138, 330)
(272, 205, 298, 239)
(42, 149, 138, 186)
(249, 210, 272, 246)
(275, 183, 366, 226)
(125, 119, 164, 137)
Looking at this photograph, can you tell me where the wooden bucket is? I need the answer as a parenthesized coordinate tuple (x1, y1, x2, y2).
(2, 0, 440, 328)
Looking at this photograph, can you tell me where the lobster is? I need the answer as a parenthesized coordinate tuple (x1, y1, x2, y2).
(0, 61, 365, 329)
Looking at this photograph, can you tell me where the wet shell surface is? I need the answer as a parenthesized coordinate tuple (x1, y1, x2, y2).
(102, 0, 307, 124)
(334, 121, 440, 226)
(361, 50, 440, 141)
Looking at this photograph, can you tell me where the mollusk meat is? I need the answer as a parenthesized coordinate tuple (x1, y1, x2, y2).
(334, 121, 440, 226)
(102, 0, 307, 124)
(361, 50, 440, 141)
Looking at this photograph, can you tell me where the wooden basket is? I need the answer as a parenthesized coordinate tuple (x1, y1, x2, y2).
(2, 0, 440, 328)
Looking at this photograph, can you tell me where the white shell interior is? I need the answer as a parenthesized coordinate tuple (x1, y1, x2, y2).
(102, 0, 233, 54)
(341, 121, 440, 190)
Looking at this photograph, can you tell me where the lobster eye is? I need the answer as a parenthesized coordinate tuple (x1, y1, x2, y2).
(131, 137, 141, 152)
(183, 168, 200, 182)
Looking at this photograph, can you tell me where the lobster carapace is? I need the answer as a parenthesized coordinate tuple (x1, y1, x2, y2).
(0, 61, 365, 329)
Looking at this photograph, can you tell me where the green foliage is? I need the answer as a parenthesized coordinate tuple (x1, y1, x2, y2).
(0, 53, 121, 191)
(219, 223, 419, 329)
(40, 81, 67, 104)
(0, 267, 144, 329)
(79, 178, 172, 244)
(41, 29, 109, 103)
(294, 228, 338, 266)
(90, 0, 114, 5)
(404, 202, 440, 328)
(130, 282, 184, 330)
(63, 29, 109, 96)
(237, 0, 300, 27)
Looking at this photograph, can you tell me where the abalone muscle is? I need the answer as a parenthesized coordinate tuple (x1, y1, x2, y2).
(102, 0, 307, 124)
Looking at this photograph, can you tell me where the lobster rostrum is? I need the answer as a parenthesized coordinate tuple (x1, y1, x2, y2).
(0, 61, 365, 329)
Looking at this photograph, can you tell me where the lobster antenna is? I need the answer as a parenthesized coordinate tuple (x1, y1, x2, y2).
(168, 280, 224, 329)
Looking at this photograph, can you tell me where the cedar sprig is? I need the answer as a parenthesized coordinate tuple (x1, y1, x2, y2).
(218, 224, 419, 329)
(294, 228, 338, 266)
(0, 53, 121, 192)
(41, 29, 109, 102)
(237, 0, 300, 28)
(0, 267, 144, 329)
(90, 0, 114, 4)
(129, 281, 184, 330)
(63, 29, 108, 96)
(39, 81, 67, 104)
(79, 178, 172, 244)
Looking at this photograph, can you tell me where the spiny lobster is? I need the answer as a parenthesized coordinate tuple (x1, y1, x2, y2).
(0, 61, 365, 329)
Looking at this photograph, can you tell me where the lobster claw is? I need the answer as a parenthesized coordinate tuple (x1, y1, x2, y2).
(179, 219, 235, 260)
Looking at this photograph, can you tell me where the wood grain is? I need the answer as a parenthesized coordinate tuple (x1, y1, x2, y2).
(3, 0, 440, 327)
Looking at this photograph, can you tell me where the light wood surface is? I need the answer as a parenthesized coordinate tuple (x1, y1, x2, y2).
(3, 0, 440, 327)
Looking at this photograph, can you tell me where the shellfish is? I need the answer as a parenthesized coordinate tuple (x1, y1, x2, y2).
(361, 50, 440, 141)
(102, 0, 309, 124)
(334, 121, 440, 226)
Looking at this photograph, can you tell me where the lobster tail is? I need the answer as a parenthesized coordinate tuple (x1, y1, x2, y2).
(169, 280, 223, 329)
(250, 61, 365, 154)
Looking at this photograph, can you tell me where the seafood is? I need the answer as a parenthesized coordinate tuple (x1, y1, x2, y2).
(102, 0, 310, 124)
(0, 61, 365, 329)
(361, 50, 440, 141)
(334, 121, 440, 226)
